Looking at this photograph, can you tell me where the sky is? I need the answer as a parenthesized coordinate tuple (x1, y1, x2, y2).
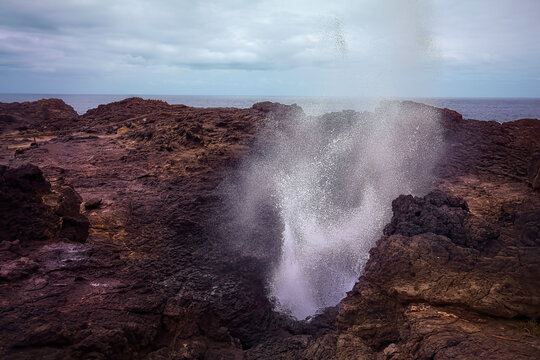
(0, 0, 539, 97)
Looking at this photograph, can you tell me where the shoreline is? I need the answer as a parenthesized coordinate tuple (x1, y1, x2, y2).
(1, 95, 539, 121)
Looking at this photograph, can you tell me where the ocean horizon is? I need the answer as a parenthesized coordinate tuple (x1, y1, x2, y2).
(1, 93, 539, 123)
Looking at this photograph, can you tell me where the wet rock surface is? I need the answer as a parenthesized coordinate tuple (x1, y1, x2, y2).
(0, 97, 539, 359)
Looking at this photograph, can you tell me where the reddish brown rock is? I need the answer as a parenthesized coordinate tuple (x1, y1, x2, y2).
(0, 164, 89, 244)
(82, 97, 174, 125)
(328, 105, 540, 359)
(0, 98, 79, 134)
(246, 103, 540, 359)
(0, 98, 292, 359)
(0, 98, 539, 359)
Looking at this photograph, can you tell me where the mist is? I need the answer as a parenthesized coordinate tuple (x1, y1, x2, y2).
(222, 102, 443, 319)
(219, 0, 444, 319)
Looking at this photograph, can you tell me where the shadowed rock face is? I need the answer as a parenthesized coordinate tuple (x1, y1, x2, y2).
(0, 164, 89, 302)
(0, 97, 539, 359)
(1, 164, 54, 243)
(383, 190, 498, 250)
(0, 164, 89, 245)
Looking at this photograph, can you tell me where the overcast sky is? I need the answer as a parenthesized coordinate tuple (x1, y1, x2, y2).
(1, 0, 539, 97)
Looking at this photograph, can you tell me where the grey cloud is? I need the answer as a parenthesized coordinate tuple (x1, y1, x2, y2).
(1, 0, 538, 96)
(0, 0, 364, 73)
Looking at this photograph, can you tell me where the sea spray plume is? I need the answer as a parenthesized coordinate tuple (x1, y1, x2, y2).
(222, 102, 443, 319)
(321, 16, 348, 59)
(320, 0, 439, 98)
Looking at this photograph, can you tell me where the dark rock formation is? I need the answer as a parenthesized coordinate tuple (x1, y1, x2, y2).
(0, 164, 88, 245)
(251, 101, 304, 120)
(53, 184, 90, 242)
(333, 190, 540, 359)
(321, 105, 540, 359)
(0, 164, 89, 322)
(383, 190, 498, 249)
(0, 98, 79, 134)
(82, 97, 173, 126)
(0, 164, 56, 243)
(0, 98, 290, 359)
(246, 103, 540, 359)
(0, 97, 538, 359)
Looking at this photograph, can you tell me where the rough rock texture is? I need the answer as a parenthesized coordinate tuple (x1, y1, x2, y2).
(0, 98, 294, 359)
(335, 192, 540, 358)
(0, 98, 539, 359)
(1, 164, 56, 243)
(82, 97, 173, 126)
(0, 164, 88, 245)
(243, 103, 540, 359)
(84, 198, 102, 210)
(0, 98, 79, 134)
(327, 105, 540, 359)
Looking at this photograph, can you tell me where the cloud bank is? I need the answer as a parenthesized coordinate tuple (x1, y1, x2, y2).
(1, 0, 539, 96)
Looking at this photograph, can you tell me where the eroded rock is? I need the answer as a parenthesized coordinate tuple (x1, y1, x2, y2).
(0, 98, 79, 134)
(0, 98, 538, 359)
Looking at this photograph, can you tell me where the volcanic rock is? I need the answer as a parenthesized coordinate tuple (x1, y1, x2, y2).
(0, 98, 293, 359)
(247, 103, 540, 359)
(0, 164, 89, 246)
(0, 98, 538, 359)
(0, 98, 79, 134)
(1, 164, 57, 243)
(327, 104, 540, 359)
(84, 198, 102, 210)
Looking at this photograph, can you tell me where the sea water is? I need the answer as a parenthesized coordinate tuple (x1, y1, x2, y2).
(0, 94, 539, 123)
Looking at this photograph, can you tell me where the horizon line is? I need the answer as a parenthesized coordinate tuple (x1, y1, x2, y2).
(1, 93, 540, 100)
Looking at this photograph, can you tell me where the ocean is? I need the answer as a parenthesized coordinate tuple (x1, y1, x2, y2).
(0, 94, 539, 123)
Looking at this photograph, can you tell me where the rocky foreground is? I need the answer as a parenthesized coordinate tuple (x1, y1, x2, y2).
(0, 98, 539, 359)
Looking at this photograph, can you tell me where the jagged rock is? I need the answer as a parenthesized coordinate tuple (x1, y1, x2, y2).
(0, 98, 79, 134)
(317, 104, 540, 359)
(384, 190, 499, 249)
(0, 164, 89, 246)
(0, 98, 292, 358)
(55, 185, 89, 242)
(82, 97, 174, 125)
(334, 188, 540, 357)
(0, 164, 57, 243)
(252, 101, 304, 118)
(0, 98, 538, 359)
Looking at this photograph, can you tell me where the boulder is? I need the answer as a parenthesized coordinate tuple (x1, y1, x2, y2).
(84, 198, 102, 210)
